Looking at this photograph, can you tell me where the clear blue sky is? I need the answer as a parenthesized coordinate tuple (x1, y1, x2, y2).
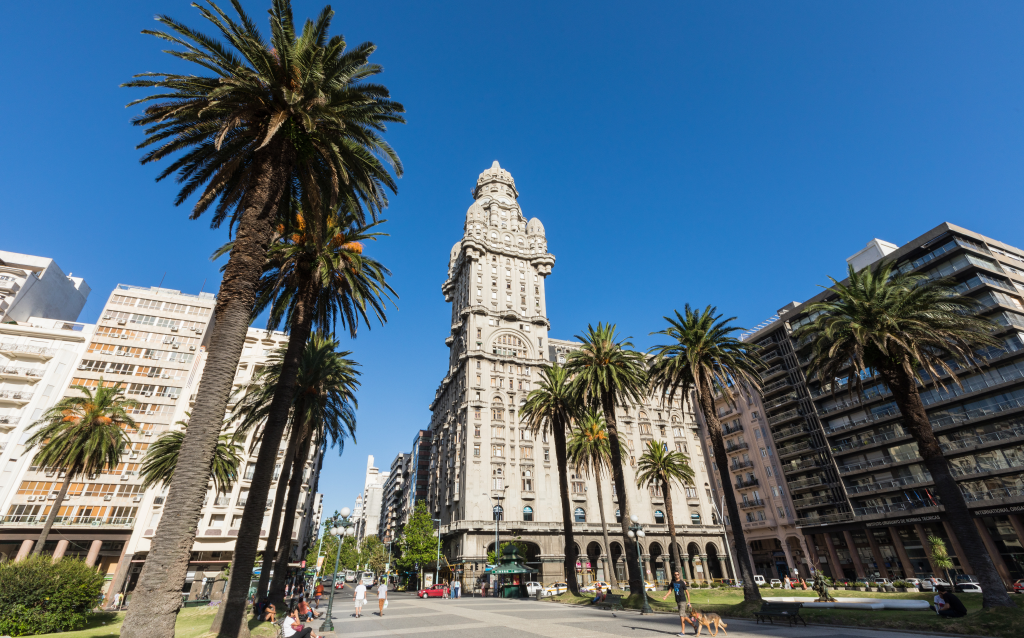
(3, 1, 1024, 522)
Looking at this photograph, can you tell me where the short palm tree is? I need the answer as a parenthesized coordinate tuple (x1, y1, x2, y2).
(794, 262, 1012, 608)
(139, 415, 242, 495)
(635, 440, 695, 584)
(564, 323, 648, 595)
(648, 305, 764, 603)
(566, 409, 623, 590)
(25, 383, 136, 554)
(229, 334, 359, 607)
(122, 3, 402, 634)
(521, 364, 580, 595)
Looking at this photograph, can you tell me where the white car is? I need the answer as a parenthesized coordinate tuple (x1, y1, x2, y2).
(526, 581, 544, 596)
(543, 582, 568, 596)
(769, 579, 782, 588)
(921, 577, 951, 591)
(955, 582, 983, 594)
(904, 578, 922, 589)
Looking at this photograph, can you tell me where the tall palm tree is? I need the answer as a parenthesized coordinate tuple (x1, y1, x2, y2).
(139, 415, 243, 495)
(25, 383, 136, 554)
(122, 3, 402, 634)
(794, 262, 1013, 608)
(564, 323, 649, 595)
(635, 440, 696, 584)
(648, 305, 764, 603)
(566, 409, 622, 590)
(521, 364, 581, 595)
(213, 206, 388, 626)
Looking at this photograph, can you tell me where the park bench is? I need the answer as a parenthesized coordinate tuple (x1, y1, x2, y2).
(753, 601, 806, 627)
(595, 594, 623, 611)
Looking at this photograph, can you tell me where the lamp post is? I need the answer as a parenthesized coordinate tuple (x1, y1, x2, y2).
(320, 507, 352, 633)
(710, 496, 736, 583)
(484, 488, 506, 597)
(432, 518, 442, 587)
(627, 515, 653, 614)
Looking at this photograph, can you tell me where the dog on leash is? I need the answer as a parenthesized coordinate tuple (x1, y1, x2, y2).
(691, 610, 727, 637)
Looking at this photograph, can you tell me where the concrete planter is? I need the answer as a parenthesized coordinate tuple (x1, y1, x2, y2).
(905, 587, 919, 592)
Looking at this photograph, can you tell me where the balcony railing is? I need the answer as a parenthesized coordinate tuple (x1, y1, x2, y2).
(836, 450, 921, 473)
(939, 426, 1024, 452)
(845, 474, 932, 494)
(0, 515, 135, 527)
(852, 498, 938, 517)
(739, 498, 767, 509)
(796, 512, 854, 526)
(773, 423, 812, 440)
(791, 495, 836, 508)
(949, 457, 1024, 478)
(0, 390, 33, 402)
(0, 343, 57, 358)
(818, 386, 893, 415)
(735, 478, 759, 489)
(788, 476, 826, 490)
(825, 404, 902, 433)
(769, 408, 803, 425)
(831, 428, 908, 453)
(0, 415, 19, 426)
(730, 460, 754, 472)
(764, 392, 799, 410)
(777, 440, 815, 457)
(760, 364, 787, 380)
(962, 487, 1024, 503)
(930, 396, 1024, 429)
(0, 365, 44, 378)
(722, 422, 744, 436)
(782, 458, 826, 474)
(762, 378, 791, 395)
(724, 441, 749, 454)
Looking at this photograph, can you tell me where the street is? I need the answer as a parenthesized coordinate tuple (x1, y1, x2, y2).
(315, 592, 960, 638)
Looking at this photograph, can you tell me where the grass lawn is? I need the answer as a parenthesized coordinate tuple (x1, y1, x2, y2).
(54, 605, 279, 638)
(544, 587, 1024, 638)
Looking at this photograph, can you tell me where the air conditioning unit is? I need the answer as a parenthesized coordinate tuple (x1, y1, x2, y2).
(59, 471, 66, 478)
(144, 431, 153, 436)
(120, 474, 129, 481)
(117, 319, 127, 325)
(48, 494, 57, 500)
(27, 495, 35, 502)
(103, 315, 112, 320)
(45, 471, 55, 477)
(121, 334, 128, 339)
(133, 495, 142, 502)
(195, 329, 203, 334)
(89, 473, 98, 480)
(143, 391, 153, 397)
(78, 364, 87, 370)
(189, 346, 196, 351)
(171, 327, 179, 332)
(172, 344, 179, 350)
(104, 495, 112, 501)
(161, 374, 169, 379)
(130, 452, 138, 459)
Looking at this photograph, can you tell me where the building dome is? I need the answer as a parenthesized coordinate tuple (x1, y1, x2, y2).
(527, 217, 545, 236)
(473, 160, 519, 200)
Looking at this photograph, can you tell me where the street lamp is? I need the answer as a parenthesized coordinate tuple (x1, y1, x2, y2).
(432, 518, 442, 587)
(709, 496, 736, 584)
(320, 507, 353, 633)
(627, 514, 653, 614)
(484, 488, 506, 598)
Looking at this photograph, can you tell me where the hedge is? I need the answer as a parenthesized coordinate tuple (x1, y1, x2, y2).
(0, 555, 105, 636)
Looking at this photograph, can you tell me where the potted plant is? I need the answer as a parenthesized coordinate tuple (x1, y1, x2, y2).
(893, 580, 907, 592)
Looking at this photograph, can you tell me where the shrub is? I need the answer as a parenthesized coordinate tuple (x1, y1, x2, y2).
(0, 555, 105, 636)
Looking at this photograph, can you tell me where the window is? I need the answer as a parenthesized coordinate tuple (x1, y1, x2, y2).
(685, 487, 698, 498)
(764, 465, 773, 478)
(639, 423, 652, 435)
(760, 447, 767, 458)
(491, 425, 505, 438)
(543, 448, 550, 462)
(493, 505, 503, 521)
(690, 512, 701, 525)
(474, 409, 481, 420)
(523, 506, 534, 521)
(571, 481, 585, 494)
(522, 470, 533, 491)
(777, 506, 786, 519)
(474, 426, 481, 437)
(520, 446, 533, 460)
(615, 509, 622, 523)
(474, 444, 480, 457)
(491, 445, 504, 457)
(492, 476, 503, 489)
(654, 510, 665, 524)
(574, 507, 586, 523)
(630, 456, 636, 466)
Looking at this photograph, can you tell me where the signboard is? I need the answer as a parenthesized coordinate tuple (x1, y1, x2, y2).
(866, 515, 939, 527)
(974, 505, 1024, 516)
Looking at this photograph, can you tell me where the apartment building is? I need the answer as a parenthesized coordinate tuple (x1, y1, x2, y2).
(425, 162, 729, 586)
(354, 456, 388, 543)
(738, 224, 1024, 587)
(0, 251, 90, 324)
(378, 453, 409, 542)
(699, 388, 810, 581)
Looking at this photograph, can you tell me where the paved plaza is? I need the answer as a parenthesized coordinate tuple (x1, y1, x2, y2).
(316, 592, 957, 638)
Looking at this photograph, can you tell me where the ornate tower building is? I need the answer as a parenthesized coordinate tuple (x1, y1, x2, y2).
(428, 162, 727, 586)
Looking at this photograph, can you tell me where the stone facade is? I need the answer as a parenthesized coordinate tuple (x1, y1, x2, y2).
(426, 162, 729, 586)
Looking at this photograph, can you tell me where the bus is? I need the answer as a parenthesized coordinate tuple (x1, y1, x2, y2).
(344, 570, 357, 583)
(360, 571, 375, 585)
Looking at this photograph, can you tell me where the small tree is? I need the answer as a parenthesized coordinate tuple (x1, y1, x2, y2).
(929, 535, 955, 585)
(0, 555, 105, 636)
(397, 502, 438, 587)
(359, 536, 388, 576)
(487, 540, 529, 564)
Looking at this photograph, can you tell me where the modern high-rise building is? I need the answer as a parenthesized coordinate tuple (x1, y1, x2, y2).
(354, 455, 388, 542)
(0, 251, 90, 324)
(736, 223, 1024, 587)
(425, 162, 728, 585)
(378, 453, 409, 542)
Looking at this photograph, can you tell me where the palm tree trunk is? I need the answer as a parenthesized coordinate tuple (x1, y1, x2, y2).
(255, 424, 299, 600)
(121, 141, 290, 638)
(593, 474, 617, 590)
(552, 422, 580, 595)
(601, 393, 641, 595)
(33, 472, 73, 555)
(880, 364, 1014, 608)
(696, 376, 761, 603)
(662, 478, 682, 584)
(269, 427, 313, 605)
(210, 270, 318, 637)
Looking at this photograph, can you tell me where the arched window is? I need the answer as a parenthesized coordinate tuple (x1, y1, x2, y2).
(523, 506, 534, 522)
(691, 512, 701, 525)
(493, 505, 504, 521)
(615, 509, 621, 523)
(574, 507, 586, 523)
(654, 510, 665, 524)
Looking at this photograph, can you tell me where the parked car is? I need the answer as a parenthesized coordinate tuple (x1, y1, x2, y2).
(753, 575, 766, 586)
(954, 582, 983, 593)
(543, 582, 568, 596)
(769, 579, 782, 588)
(334, 580, 345, 590)
(873, 578, 892, 587)
(581, 581, 611, 594)
(644, 581, 657, 592)
(525, 581, 544, 596)
(920, 577, 951, 591)
(1013, 579, 1024, 594)
(904, 578, 922, 589)
(417, 584, 447, 598)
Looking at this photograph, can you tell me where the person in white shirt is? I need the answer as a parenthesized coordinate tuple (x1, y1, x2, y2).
(281, 608, 317, 638)
(354, 582, 367, 617)
(377, 580, 388, 616)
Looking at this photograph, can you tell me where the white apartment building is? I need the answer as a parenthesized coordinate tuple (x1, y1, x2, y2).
(426, 162, 729, 585)
(354, 455, 388, 543)
(0, 251, 90, 323)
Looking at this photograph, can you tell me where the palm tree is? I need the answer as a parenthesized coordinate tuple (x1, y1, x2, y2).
(566, 409, 623, 590)
(648, 305, 764, 603)
(24, 383, 136, 554)
(213, 205, 389, 624)
(121, 2, 402, 634)
(139, 415, 243, 495)
(635, 440, 695, 585)
(521, 364, 581, 595)
(564, 323, 649, 595)
(794, 262, 1013, 608)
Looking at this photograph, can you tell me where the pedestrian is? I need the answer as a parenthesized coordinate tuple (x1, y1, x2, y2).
(661, 572, 693, 636)
(354, 580, 367, 617)
(443, 581, 450, 599)
(282, 608, 319, 638)
(481, 581, 489, 598)
(314, 582, 324, 608)
(932, 586, 967, 618)
(114, 591, 123, 609)
(784, 575, 791, 590)
(378, 580, 388, 617)
(453, 579, 461, 599)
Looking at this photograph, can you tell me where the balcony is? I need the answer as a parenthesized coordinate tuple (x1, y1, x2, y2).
(724, 441, 749, 454)
(836, 450, 921, 474)
(790, 495, 836, 509)
(739, 498, 767, 509)
(722, 422, 744, 437)
(777, 440, 816, 458)
(796, 512, 854, 527)
(830, 428, 909, 454)
(0, 390, 33, 406)
(768, 408, 803, 426)
(762, 378, 791, 396)
(773, 422, 813, 442)
(931, 396, 1024, 430)
(0, 342, 57, 360)
(782, 458, 826, 474)
(764, 392, 799, 411)
(818, 386, 893, 416)
(730, 460, 754, 472)
(0, 415, 18, 428)
(760, 348, 782, 363)
(939, 426, 1024, 452)
(826, 404, 902, 434)
(760, 364, 787, 381)
(788, 475, 827, 491)
(963, 487, 1024, 503)
(735, 477, 759, 489)
(845, 473, 932, 495)
(0, 514, 135, 528)
(852, 498, 939, 518)
(949, 457, 1024, 478)
(0, 365, 44, 383)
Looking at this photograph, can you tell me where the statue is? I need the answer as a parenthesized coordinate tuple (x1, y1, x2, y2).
(812, 571, 836, 603)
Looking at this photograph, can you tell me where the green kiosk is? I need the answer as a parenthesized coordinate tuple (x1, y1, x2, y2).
(491, 546, 537, 598)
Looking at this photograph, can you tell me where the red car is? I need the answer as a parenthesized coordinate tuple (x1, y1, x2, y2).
(335, 581, 345, 590)
(417, 583, 447, 598)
